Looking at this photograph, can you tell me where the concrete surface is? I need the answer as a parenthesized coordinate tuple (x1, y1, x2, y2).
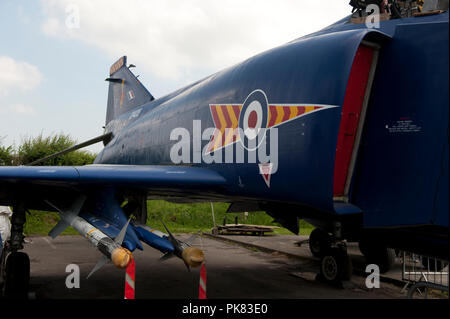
(15, 234, 408, 299)
(203, 233, 408, 286)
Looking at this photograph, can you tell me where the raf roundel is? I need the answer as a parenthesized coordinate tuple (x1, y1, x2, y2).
(238, 90, 269, 150)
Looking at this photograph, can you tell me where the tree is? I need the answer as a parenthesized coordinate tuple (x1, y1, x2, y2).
(17, 133, 97, 166)
(0, 141, 14, 166)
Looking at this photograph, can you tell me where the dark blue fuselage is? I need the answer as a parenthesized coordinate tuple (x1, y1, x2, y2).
(95, 12, 449, 257)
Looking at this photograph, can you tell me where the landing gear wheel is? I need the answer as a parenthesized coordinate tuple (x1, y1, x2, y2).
(359, 241, 395, 273)
(309, 228, 331, 258)
(4, 252, 30, 299)
(320, 248, 352, 285)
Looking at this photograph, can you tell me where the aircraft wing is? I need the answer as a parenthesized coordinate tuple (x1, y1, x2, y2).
(0, 164, 220, 277)
(0, 164, 227, 209)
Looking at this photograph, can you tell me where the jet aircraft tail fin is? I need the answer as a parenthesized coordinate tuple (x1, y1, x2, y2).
(105, 56, 154, 125)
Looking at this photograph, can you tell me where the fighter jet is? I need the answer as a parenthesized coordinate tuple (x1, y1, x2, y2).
(0, 0, 448, 296)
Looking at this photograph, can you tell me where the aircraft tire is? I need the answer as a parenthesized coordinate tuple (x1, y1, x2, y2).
(319, 248, 352, 284)
(359, 241, 395, 273)
(4, 252, 30, 299)
(309, 228, 331, 258)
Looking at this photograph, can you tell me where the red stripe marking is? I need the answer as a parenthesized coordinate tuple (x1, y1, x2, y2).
(199, 263, 207, 299)
(124, 258, 135, 299)
(221, 128, 226, 146)
(210, 106, 221, 129)
(232, 105, 241, 142)
(333, 44, 374, 196)
(297, 106, 305, 116)
(221, 105, 233, 129)
(268, 105, 278, 127)
(281, 106, 291, 123)
(232, 104, 241, 122)
(208, 129, 221, 152)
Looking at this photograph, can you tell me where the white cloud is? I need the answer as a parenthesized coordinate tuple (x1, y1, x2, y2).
(40, 0, 350, 81)
(9, 104, 36, 116)
(0, 56, 43, 96)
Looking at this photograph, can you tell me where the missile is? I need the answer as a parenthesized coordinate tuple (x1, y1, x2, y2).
(133, 223, 204, 268)
(69, 215, 133, 269)
(46, 197, 133, 277)
(159, 221, 205, 269)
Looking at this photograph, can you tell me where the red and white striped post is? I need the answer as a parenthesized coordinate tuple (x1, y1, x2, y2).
(199, 263, 207, 299)
(124, 257, 135, 299)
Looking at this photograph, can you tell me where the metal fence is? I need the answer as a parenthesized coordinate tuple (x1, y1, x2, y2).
(400, 252, 449, 299)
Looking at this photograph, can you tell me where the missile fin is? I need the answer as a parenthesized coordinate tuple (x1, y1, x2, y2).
(69, 195, 87, 215)
(44, 200, 65, 215)
(87, 255, 109, 279)
(160, 219, 178, 244)
(184, 232, 201, 245)
(114, 218, 131, 245)
(159, 252, 175, 262)
(48, 220, 70, 238)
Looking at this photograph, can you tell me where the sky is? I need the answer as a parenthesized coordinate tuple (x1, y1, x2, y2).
(0, 0, 350, 153)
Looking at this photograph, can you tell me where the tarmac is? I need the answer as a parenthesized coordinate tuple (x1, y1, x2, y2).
(202, 233, 409, 287)
(15, 233, 414, 299)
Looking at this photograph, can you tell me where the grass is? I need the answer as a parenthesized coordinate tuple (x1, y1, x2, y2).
(24, 211, 79, 236)
(23, 200, 313, 236)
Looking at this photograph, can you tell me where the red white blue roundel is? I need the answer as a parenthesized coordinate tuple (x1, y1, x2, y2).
(238, 90, 269, 150)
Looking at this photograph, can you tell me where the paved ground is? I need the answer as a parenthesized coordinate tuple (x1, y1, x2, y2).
(203, 233, 407, 284)
(18, 234, 408, 299)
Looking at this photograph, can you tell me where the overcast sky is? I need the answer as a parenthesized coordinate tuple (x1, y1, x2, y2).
(0, 0, 351, 153)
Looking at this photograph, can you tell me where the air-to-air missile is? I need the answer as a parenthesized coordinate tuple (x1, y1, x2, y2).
(45, 197, 133, 277)
(134, 222, 205, 269)
(46, 196, 204, 276)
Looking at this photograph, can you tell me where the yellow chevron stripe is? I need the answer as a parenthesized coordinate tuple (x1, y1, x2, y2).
(274, 107, 285, 126)
(212, 129, 222, 151)
(216, 106, 228, 134)
(289, 106, 299, 120)
(304, 106, 315, 113)
(213, 106, 226, 150)
(226, 105, 239, 128)
(224, 105, 239, 145)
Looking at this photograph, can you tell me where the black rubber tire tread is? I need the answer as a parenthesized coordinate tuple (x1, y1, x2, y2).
(320, 248, 352, 284)
(4, 252, 30, 299)
(309, 228, 331, 258)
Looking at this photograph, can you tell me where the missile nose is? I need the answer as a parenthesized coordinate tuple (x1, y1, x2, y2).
(182, 247, 205, 267)
(111, 247, 133, 269)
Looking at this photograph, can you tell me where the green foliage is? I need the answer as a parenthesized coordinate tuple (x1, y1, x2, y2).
(1, 133, 97, 166)
(0, 141, 14, 166)
(23, 201, 313, 236)
(145, 200, 313, 235)
(24, 210, 78, 236)
(17, 133, 96, 166)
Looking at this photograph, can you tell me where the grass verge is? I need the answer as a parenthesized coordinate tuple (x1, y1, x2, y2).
(23, 200, 313, 236)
